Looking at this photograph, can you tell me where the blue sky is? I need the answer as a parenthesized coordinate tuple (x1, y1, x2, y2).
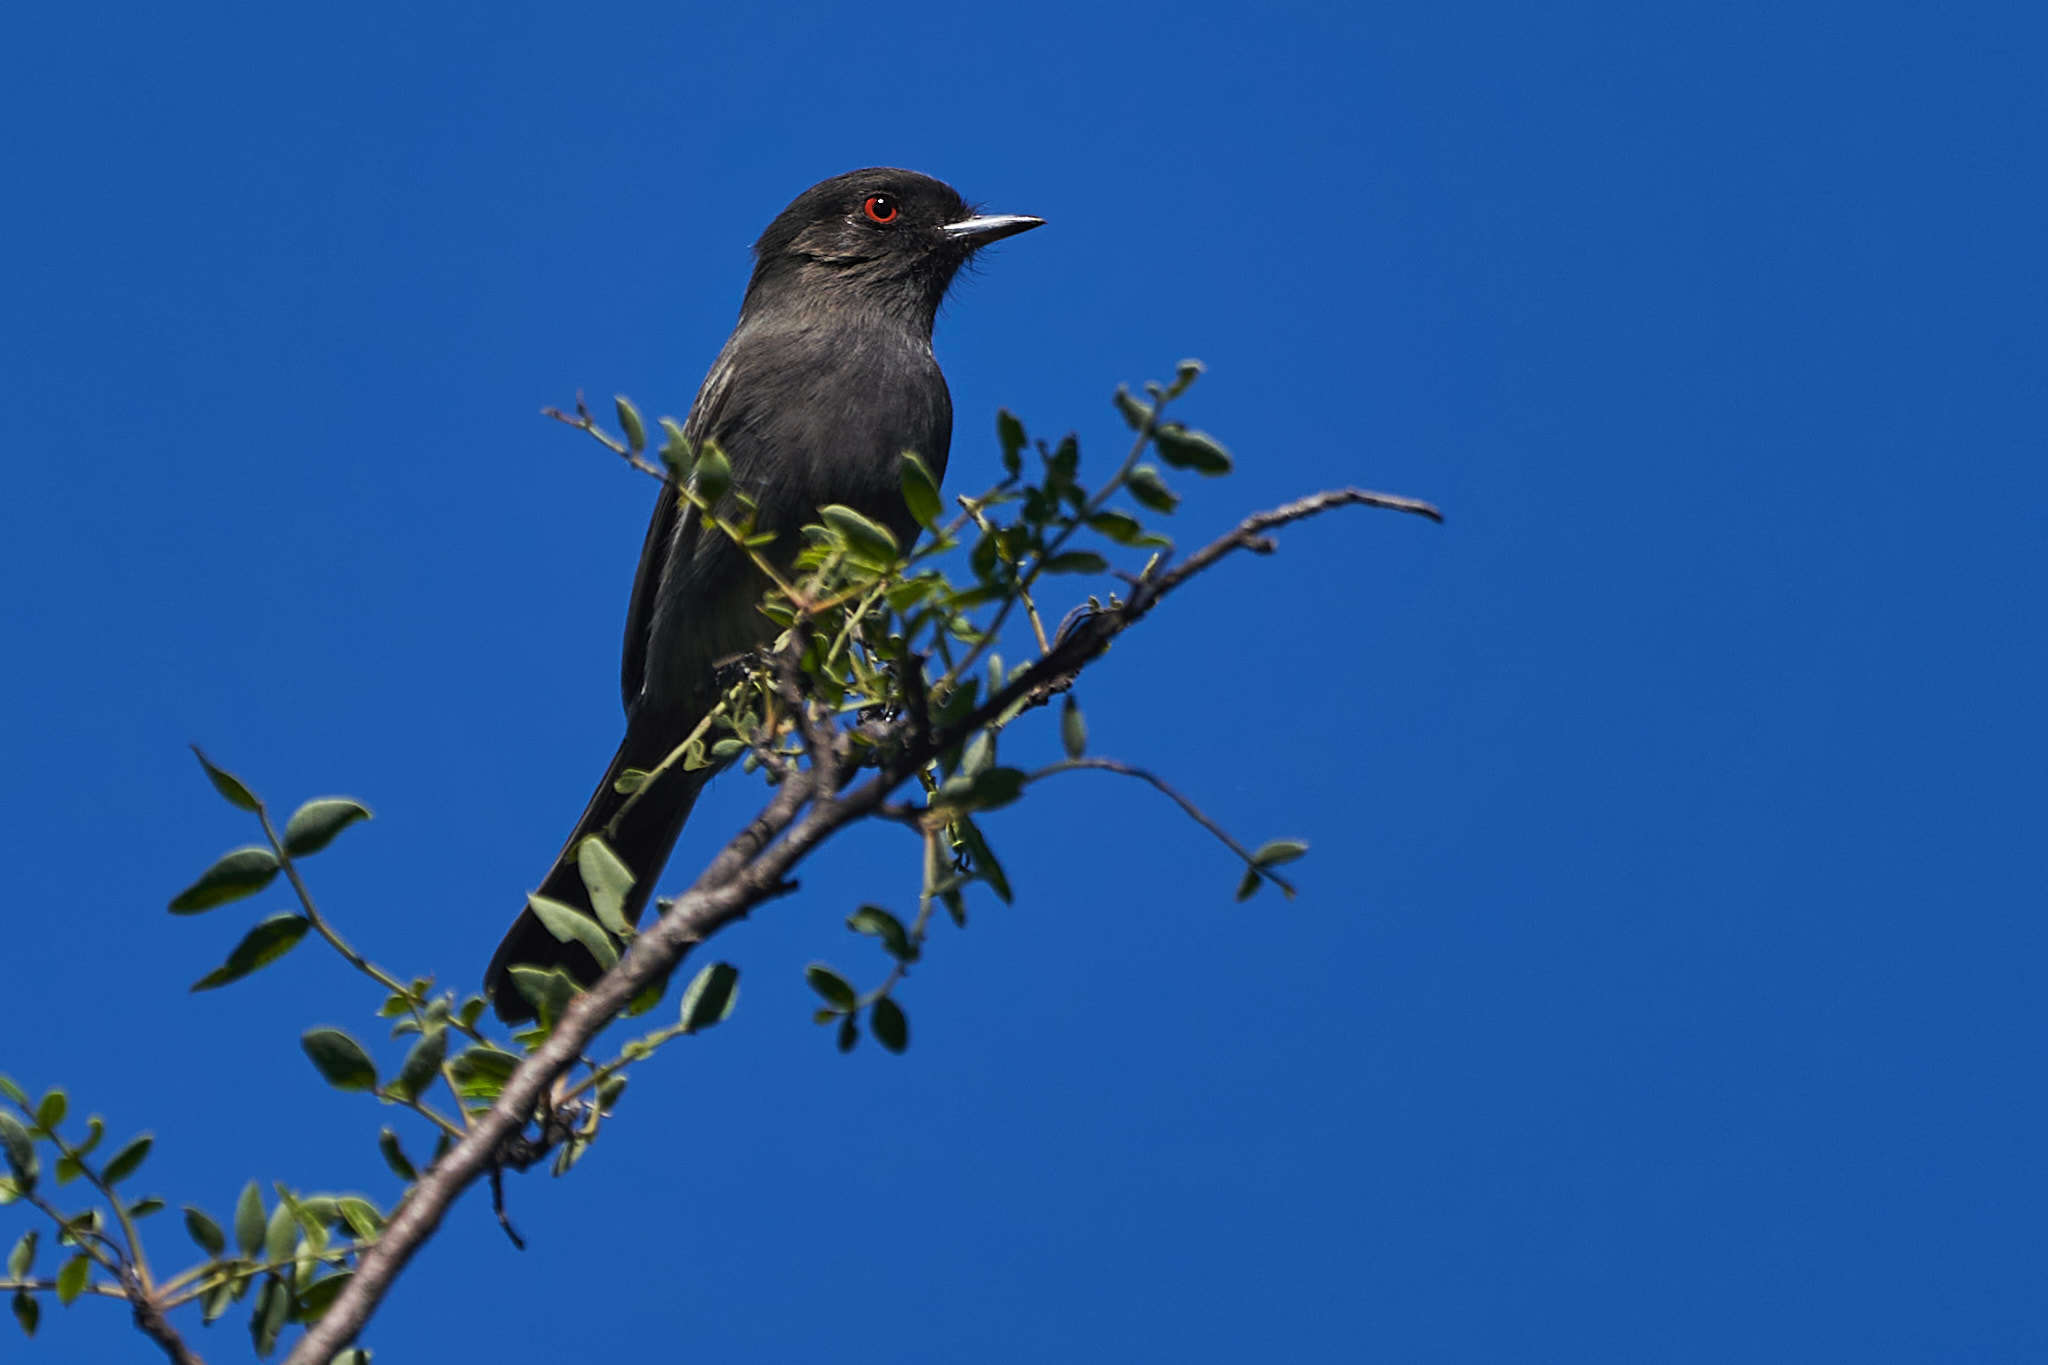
(2, 2, 2042, 1360)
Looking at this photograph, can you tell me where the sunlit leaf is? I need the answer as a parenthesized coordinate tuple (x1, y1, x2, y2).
(1061, 697, 1087, 759)
(54, 1253, 87, 1305)
(576, 837, 636, 940)
(614, 394, 646, 454)
(526, 894, 619, 971)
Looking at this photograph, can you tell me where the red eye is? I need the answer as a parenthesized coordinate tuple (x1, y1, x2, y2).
(863, 194, 899, 224)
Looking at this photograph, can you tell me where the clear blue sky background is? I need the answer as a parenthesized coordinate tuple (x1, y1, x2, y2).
(2, 3, 2041, 1361)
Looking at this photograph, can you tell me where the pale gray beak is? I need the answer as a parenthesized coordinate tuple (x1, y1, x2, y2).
(942, 213, 1046, 247)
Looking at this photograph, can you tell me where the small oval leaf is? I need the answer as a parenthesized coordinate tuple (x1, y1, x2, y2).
(282, 799, 371, 857)
(870, 996, 909, 1054)
(182, 1206, 225, 1258)
(575, 837, 637, 940)
(805, 965, 857, 1012)
(678, 962, 740, 1033)
(899, 450, 943, 531)
(168, 847, 279, 913)
(234, 1181, 265, 1257)
(1151, 424, 1233, 476)
(300, 1029, 378, 1092)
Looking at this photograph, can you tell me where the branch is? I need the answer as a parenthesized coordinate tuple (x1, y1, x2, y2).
(283, 481, 1428, 1362)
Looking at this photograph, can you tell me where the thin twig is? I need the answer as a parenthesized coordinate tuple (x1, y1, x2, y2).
(1029, 758, 1297, 895)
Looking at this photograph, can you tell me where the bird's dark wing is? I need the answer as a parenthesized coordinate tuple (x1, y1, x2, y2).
(618, 350, 740, 711)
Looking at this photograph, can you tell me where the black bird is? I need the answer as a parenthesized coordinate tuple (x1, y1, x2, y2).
(486, 169, 1042, 1021)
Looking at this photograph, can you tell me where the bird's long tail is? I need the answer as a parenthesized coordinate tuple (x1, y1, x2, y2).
(486, 720, 708, 1021)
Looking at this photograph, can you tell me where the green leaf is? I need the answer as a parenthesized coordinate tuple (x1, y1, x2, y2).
(300, 1029, 378, 1092)
(447, 1046, 519, 1091)
(658, 417, 694, 481)
(938, 766, 1028, 813)
(805, 965, 857, 1012)
(1151, 423, 1233, 475)
(190, 913, 311, 991)
(1125, 464, 1180, 513)
(1085, 510, 1154, 545)
(614, 394, 646, 454)
(678, 962, 740, 1033)
(576, 836, 637, 939)
(330, 1348, 371, 1365)
(1235, 866, 1263, 902)
(252, 1272, 289, 1356)
(525, 894, 619, 971)
(1061, 697, 1087, 759)
(1040, 550, 1108, 574)
(263, 1199, 297, 1264)
(1251, 839, 1310, 867)
(836, 1013, 859, 1053)
(54, 1253, 87, 1305)
(1112, 384, 1154, 430)
(0, 1113, 36, 1191)
(693, 443, 732, 504)
(0, 1075, 25, 1108)
(100, 1134, 151, 1186)
(870, 996, 909, 1054)
(335, 1195, 383, 1239)
(819, 504, 901, 566)
(34, 1090, 65, 1131)
(900, 451, 942, 530)
(995, 408, 1026, 476)
(190, 746, 260, 811)
(235, 1181, 265, 1257)
(293, 1269, 353, 1323)
(282, 798, 372, 856)
(6, 1229, 33, 1278)
(182, 1205, 225, 1258)
(952, 816, 1013, 904)
(508, 966, 582, 1028)
(127, 1196, 165, 1219)
(168, 846, 280, 913)
(377, 1128, 417, 1182)
(10, 1287, 34, 1337)
(847, 906, 916, 963)
(389, 1027, 447, 1102)
(1166, 357, 1205, 398)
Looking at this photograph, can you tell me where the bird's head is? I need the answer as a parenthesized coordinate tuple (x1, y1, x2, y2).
(742, 168, 1042, 328)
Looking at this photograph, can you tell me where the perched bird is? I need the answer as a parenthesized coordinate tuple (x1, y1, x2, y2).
(486, 169, 1042, 1020)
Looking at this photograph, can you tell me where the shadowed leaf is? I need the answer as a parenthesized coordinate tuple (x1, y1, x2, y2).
(191, 913, 310, 991)
(191, 746, 260, 811)
(871, 996, 909, 1053)
(679, 962, 740, 1032)
(168, 847, 279, 913)
(282, 799, 371, 856)
(300, 1029, 377, 1092)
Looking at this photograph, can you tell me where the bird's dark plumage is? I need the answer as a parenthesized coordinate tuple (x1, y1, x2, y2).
(486, 169, 1041, 1020)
